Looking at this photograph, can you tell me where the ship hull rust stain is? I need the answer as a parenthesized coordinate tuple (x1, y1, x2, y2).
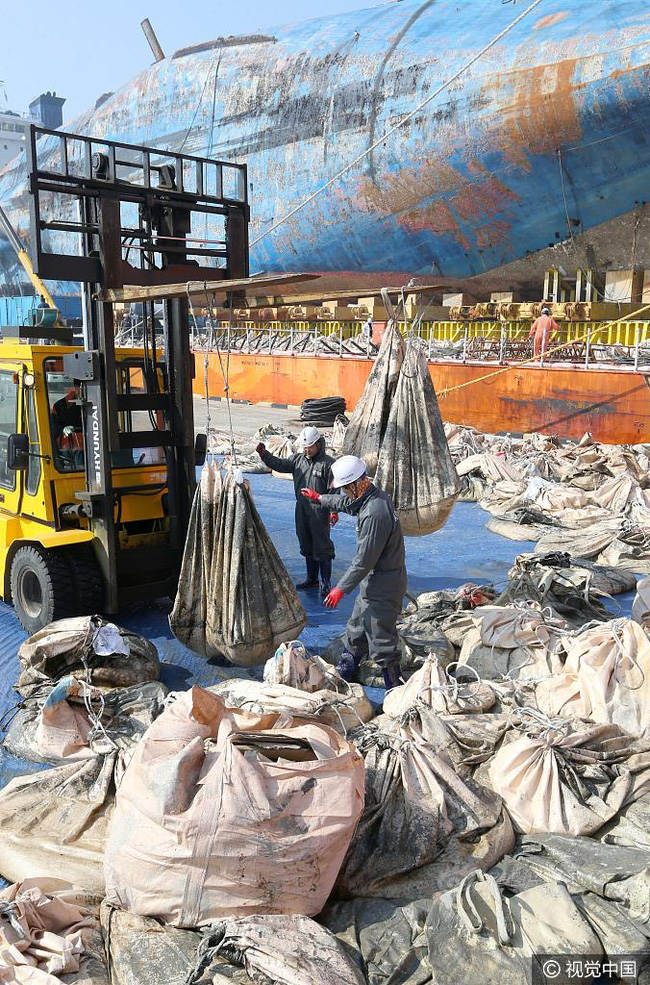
(1, 0, 650, 291)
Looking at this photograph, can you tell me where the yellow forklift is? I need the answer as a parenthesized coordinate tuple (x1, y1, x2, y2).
(0, 123, 251, 632)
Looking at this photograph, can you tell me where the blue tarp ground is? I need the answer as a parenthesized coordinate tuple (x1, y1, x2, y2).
(0, 473, 634, 793)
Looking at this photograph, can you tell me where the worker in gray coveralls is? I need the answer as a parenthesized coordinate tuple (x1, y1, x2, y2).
(302, 454, 406, 690)
(257, 426, 337, 596)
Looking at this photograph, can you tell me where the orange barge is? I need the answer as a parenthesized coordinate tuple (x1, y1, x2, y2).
(193, 351, 650, 445)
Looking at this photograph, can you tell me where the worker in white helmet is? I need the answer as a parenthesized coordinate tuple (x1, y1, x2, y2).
(257, 426, 337, 595)
(302, 454, 406, 689)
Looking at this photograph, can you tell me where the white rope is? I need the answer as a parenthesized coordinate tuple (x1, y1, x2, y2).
(509, 705, 569, 740)
(610, 619, 645, 691)
(79, 680, 118, 752)
(250, 0, 545, 247)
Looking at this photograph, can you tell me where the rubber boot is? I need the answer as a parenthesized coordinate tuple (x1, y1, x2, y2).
(319, 558, 332, 597)
(336, 648, 359, 682)
(382, 661, 402, 691)
(296, 557, 319, 590)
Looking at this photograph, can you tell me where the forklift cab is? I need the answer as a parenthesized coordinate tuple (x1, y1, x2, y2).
(0, 342, 177, 633)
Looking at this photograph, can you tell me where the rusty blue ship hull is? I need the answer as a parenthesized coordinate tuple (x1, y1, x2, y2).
(1, 0, 649, 294)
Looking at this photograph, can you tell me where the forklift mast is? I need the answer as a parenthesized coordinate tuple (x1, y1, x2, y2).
(26, 125, 249, 609)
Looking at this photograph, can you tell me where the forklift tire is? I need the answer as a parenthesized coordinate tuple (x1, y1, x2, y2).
(10, 546, 76, 635)
(67, 547, 104, 615)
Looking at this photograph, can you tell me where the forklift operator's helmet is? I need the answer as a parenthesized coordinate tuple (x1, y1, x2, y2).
(299, 426, 321, 447)
(331, 455, 367, 488)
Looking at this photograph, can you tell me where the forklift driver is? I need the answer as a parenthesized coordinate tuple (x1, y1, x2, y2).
(51, 385, 84, 469)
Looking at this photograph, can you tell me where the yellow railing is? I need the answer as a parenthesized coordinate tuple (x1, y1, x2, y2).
(206, 318, 650, 350)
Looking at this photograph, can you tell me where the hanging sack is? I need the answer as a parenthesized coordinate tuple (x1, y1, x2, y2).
(374, 341, 460, 535)
(170, 465, 306, 665)
(343, 322, 405, 475)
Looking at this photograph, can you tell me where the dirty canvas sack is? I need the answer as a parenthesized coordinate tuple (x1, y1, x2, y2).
(99, 905, 209, 985)
(383, 656, 496, 718)
(343, 321, 405, 474)
(536, 618, 650, 736)
(3, 678, 168, 765)
(335, 724, 511, 900)
(497, 553, 611, 625)
(0, 878, 108, 985)
(374, 341, 460, 535)
(267, 435, 296, 480)
(170, 465, 306, 665)
(263, 640, 342, 692)
(185, 914, 365, 985)
(104, 687, 365, 926)
(457, 603, 564, 681)
(17, 616, 160, 696)
(212, 678, 373, 734)
(488, 714, 650, 836)
(319, 895, 431, 985)
(0, 752, 117, 893)
(425, 869, 602, 985)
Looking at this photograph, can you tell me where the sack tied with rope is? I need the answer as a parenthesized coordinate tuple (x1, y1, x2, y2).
(489, 712, 650, 837)
(424, 869, 602, 985)
(456, 602, 566, 681)
(170, 464, 306, 665)
(16, 616, 160, 697)
(3, 677, 168, 765)
(535, 618, 650, 736)
(383, 656, 496, 718)
(212, 641, 373, 734)
(334, 720, 512, 900)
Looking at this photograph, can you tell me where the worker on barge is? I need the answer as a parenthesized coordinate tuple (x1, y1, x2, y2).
(529, 305, 559, 358)
(302, 454, 406, 690)
(256, 426, 337, 597)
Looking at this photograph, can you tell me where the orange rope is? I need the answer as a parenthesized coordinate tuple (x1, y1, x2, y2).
(438, 301, 650, 399)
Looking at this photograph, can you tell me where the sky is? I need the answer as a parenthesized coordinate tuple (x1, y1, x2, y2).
(2, 0, 374, 122)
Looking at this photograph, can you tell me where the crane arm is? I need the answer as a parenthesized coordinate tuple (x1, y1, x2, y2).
(0, 204, 57, 310)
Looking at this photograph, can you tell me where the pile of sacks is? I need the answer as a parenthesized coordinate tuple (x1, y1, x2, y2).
(447, 425, 650, 572)
(3, 584, 650, 984)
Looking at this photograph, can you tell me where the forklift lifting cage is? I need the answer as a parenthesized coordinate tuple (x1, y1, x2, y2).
(0, 124, 252, 631)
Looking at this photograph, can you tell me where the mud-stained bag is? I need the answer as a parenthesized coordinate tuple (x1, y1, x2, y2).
(489, 715, 649, 836)
(383, 656, 496, 718)
(185, 914, 365, 985)
(343, 321, 404, 475)
(425, 870, 602, 985)
(535, 618, 650, 736)
(263, 640, 342, 693)
(0, 878, 108, 985)
(632, 575, 650, 631)
(0, 752, 116, 893)
(267, 435, 296, 480)
(374, 341, 460, 536)
(3, 678, 168, 765)
(104, 687, 365, 926)
(170, 465, 306, 665)
(212, 678, 373, 734)
(17, 616, 160, 696)
(335, 724, 511, 900)
(100, 905, 207, 985)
